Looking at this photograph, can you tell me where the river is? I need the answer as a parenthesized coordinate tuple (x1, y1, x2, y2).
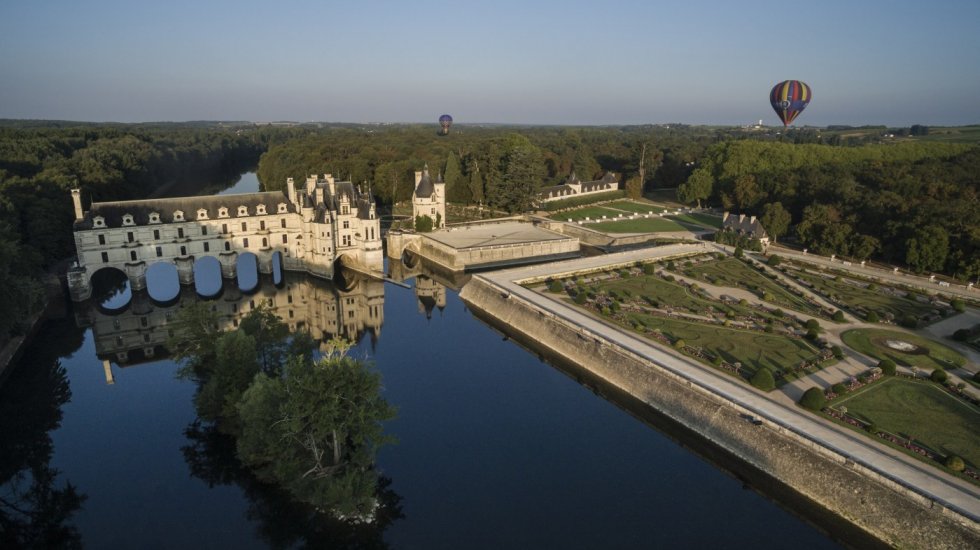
(0, 172, 847, 548)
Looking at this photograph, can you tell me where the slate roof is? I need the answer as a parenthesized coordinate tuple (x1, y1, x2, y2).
(539, 171, 618, 200)
(415, 168, 435, 198)
(722, 212, 769, 239)
(75, 191, 295, 229)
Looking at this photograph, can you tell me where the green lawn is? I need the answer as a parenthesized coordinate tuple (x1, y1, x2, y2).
(550, 206, 621, 222)
(841, 328, 967, 370)
(585, 217, 686, 233)
(684, 258, 825, 317)
(836, 378, 980, 467)
(788, 265, 940, 321)
(603, 200, 666, 214)
(668, 212, 723, 229)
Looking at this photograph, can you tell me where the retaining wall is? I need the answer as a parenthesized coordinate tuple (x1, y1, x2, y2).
(459, 276, 980, 549)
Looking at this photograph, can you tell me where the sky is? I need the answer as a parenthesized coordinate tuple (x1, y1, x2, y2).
(1, 0, 979, 126)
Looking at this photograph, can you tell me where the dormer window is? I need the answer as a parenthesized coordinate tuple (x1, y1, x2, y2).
(173, 210, 185, 222)
(256, 204, 267, 215)
(341, 204, 350, 215)
(122, 214, 135, 226)
(218, 207, 229, 218)
(93, 216, 106, 228)
(237, 206, 249, 216)
(197, 208, 208, 220)
(277, 203, 288, 213)
(149, 212, 161, 224)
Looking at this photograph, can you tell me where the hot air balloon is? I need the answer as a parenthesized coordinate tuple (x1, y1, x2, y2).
(439, 114, 453, 135)
(770, 80, 811, 127)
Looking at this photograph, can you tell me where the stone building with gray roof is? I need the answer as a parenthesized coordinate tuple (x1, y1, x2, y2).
(537, 171, 620, 204)
(68, 173, 382, 301)
(412, 165, 445, 229)
(721, 212, 770, 248)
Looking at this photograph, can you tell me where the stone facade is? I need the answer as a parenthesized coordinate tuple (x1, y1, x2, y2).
(411, 165, 445, 229)
(68, 173, 383, 301)
(538, 171, 619, 203)
(721, 211, 770, 247)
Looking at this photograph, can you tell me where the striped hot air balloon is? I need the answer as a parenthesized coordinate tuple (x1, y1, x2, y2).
(770, 80, 812, 127)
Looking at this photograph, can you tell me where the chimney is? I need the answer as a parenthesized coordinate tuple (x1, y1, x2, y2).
(414, 170, 422, 187)
(315, 186, 324, 206)
(286, 177, 295, 206)
(750, 216, 757, 225)
(71, 188, 84, 220)
(306, 175, 316, 196)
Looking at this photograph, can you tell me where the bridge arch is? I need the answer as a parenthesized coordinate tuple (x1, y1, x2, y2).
(89, 266, 132, 311)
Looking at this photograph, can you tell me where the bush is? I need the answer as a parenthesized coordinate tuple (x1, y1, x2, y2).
(951, 299, 965, 313)
(767, 255, 782, 267)
(734, 246, 744, 259)
(945, 455, 965, 472)
(805, 319, 820, 331)
(930, 368, 948, 383)
(549, 280, 563, 293)
(673, 339, 686, 349)
(974, 371, 980, 382)
(799, 387, 826, 411)
(952, 328, 970, 341)
(898, 315, 918, 329)
(878, 359, 897, 376)
(574, 292, 587, 305)
(865, 423, 878, 434)
(831, 383, 847, 395)
(643, 263, 656, 275)
(831, 345, 844, 359)
(414, 214, 434, 232)
(867, 283, 878, 291)
(666, 261, 675, 270)
(805, 328, 819, 341)
(832, 310, 846, 322)
(751, 368, 775, 391)
(865, 311, 880, 323)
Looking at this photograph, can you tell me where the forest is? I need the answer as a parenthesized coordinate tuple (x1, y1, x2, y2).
(1, 120, 977, 347)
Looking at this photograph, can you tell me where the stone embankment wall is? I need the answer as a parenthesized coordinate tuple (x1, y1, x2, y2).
(459, 277, 980, 549)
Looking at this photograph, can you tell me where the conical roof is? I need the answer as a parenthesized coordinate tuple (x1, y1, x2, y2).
(415, 166, 434, 198)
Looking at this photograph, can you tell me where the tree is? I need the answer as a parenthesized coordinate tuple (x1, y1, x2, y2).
(905, 225, 949, 273)
(237, 353, 396, 517)
(443, 151, 468, 203)
(866, 311, 880, 323)
(831, 345, 844, 359)
(194, 330, 260, 427)
(625, 176, 643, 200)
(733, 174, 762, 210)
(832, 310, 846, 322)
(750, 368, 775, 391)
(677, 168, 712, 207)
(944, 455, 965, 472)
(930, 368, 948, 383)
(878, 359, 897, 376)
(414, 215, 433, 232)
(549, 280, 563, 293)
(489, 137, 544, 213)
(760, 202, 791, 243)
(799, 387, 826, 410)
(950, 298, 965, 313)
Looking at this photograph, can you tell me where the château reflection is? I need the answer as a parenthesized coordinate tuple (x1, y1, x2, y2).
(75, 270, 384, 382)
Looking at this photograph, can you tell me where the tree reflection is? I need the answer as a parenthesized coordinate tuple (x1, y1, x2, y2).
(0, 319, 87, 548)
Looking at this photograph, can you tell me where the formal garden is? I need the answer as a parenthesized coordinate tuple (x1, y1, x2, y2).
(540, 262, 838, 390)
(841, 328, 968, 371)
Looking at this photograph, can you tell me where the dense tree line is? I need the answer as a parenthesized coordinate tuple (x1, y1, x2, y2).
(678, 140, 980, 279)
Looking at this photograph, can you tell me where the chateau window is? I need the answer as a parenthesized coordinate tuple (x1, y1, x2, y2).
(280, 219, 286, 228)
(218, 207, 229, 218)
(241, 222, 247, 232)
(98, 234, 106, 245)
(141, 317, 148, 327)
(180, 246, 187, 256)
(237, 206, 249, 216)
(153, 229, 160, 240)
(143, 334, 151, 343)
(342, 205, 350, 215)
(156, 246, 163, 257)
(282, 234, 287, 244)
(197, 209, 208, 220)
(178, 228, 185, 238)
(130, 251, 137, 261)
(127, 232, 135, 243)
(203, 242, 210, 252)
(343, 220, 349, 229)
(224, 242, 230, 251)
(101, 252, 109, 263)
(262, 238, 268, 248)
(260, 221, 266, 230)
(243, 238, 249, 248)
(123, 215, 134, 226)
(93, 216, 106, 228)
(201, 227, 208, 236)
(256, 205, 266, 215)
(222, 223, 228, 234)
(149, 212, 161, 224)
(277, 203, 288, 213)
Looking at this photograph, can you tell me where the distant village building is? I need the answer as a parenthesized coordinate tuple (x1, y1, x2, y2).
(721, 212, 770, 248)
(412, 165, 445, 229)
(537, 172, 620, 203)
(68, 173, 383, 301)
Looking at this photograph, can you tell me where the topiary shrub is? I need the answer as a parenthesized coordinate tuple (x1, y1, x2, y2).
(865, 311, 880, 323)
(574, 292, 587, 305)
(805, 318, 820, 331)
(643, 263, 656, 275)
(865, 423, 878, 435)
(734, 246, 744, 259)
(805, 328, 819, 341)
(549, 280, 563, 293)
(952, 328, 970, 341)
(930, 368, 948, 383)
(945, 455, 965, 472)
(673, 339, 686, 349)
(831, 383, 847, 395)
(831, 345, 844, 359)
(767, 255, 782, 267)
(832, 310, 846, 322)
(751, 368, 775, 391)
(898, 315, 918, 329)
(878, 359, 897, 376)
(799, 387, 826, 411)
(951, 299, 965, 313)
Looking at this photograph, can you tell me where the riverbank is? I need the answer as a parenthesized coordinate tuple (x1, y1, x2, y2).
(0, 270, 66, 383)
(459, 252, 980, 549)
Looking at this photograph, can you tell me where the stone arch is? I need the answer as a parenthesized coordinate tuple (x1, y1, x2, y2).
(89, 265, 132, 311)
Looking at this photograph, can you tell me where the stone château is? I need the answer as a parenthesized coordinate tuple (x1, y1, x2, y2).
(68, 174, 383, 301)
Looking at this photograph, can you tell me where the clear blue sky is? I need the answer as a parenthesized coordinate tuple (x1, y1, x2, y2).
(2, 0, 978, 126)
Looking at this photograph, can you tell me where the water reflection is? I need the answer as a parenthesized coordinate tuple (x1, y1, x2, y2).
(0, 318, 87, 548)
(75, 271, 384, 377)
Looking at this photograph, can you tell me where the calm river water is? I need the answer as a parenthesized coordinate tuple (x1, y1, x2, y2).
(0, 172, 847, 548)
